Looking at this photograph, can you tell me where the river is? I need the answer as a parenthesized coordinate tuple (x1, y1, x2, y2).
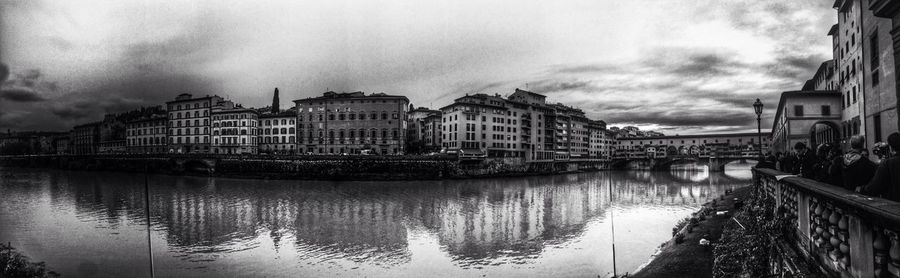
(0, 164, 752, 277)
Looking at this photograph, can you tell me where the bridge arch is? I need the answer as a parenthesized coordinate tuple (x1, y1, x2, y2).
(666, 146, 678, 156)
(655, 157, 702, 170)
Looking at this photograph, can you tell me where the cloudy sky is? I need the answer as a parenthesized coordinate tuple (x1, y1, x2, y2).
(0, 0, 833, 134)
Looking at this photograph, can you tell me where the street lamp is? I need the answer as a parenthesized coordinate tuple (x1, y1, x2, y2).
(753, 99, 764, 158)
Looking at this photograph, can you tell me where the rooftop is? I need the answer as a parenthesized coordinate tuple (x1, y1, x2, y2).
(293, 91, 409, 102)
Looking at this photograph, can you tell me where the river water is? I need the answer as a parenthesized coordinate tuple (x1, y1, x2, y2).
(0, 164, 752, 278)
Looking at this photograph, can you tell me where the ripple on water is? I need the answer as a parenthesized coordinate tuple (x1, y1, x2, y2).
(0, 168, 750, 277)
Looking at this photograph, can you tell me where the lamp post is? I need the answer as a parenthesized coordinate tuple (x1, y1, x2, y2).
(753, 99, 764, 158)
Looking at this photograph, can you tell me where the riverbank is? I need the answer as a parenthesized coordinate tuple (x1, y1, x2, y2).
(630, 186, 751, 278)
(0, 155, 612, 180)
(0, 243, 59, 278)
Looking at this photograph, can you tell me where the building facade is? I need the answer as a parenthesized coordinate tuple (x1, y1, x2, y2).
(835, 0, 868, 148)
(98, 114, 126, 154)
(258, 110, 297, 154)
(861, 0, 899, 153)
(771, 91, 843, 153)
(294, 91, 409, 155)
(126, 116, 168, 154)
(508, 89, 554, 161)
(0, 131, 65, 155)
(166, 94, 223, 154)
(72, 122, 101, 155)
(804, 60, 838, 91)
(406, 107, 442, 154)
(53, 135, 70, 155)
(588, 121, 613, 162)
(551, 104, 590, 160)
(211, 102, 259, 154)
(439, 89, 607, 162)
(869, 0, 900, 134)
(441, 93, 530, 159)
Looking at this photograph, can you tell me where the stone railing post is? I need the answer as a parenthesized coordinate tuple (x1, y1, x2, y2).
(848, 214, 873, 277)
(890, 230, 900, 277)
(874, 227, 890, 277)
(798, 191, 811, 246)
(775, 177, 783, 210)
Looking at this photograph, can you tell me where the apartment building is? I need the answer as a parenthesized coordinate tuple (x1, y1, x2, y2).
(166, 94, 224, 154)
(407, 107, 442, 154)
(125, 116, 167, 154)
(211, 101, 259, 154)
(258, 110, 298, 154)
(294, 91, 409, 155)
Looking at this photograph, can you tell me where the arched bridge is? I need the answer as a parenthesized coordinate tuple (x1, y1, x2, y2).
(612, 155, 758, 172)
(169, 157, 218, 174)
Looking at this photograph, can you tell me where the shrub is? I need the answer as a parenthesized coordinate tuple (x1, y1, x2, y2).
(711, 189, 790, 278)
(0, 243, 59, 278)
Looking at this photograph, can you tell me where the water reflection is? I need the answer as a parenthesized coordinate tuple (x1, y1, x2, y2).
(0, 167, 750, 277)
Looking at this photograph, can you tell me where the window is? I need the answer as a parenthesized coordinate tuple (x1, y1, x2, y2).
(794, 105, 804, 116)
(871, 32, 880, 69)
(874, 114, 883, 142)
(821, 105, 831, 116)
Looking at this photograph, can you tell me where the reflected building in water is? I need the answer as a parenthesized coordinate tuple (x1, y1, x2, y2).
(40, 169, 747, 267)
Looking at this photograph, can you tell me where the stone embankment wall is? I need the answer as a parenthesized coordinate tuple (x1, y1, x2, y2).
(0, 155, 605, 180)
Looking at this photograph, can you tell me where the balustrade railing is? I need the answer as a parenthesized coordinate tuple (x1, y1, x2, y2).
(754, 167, 900, 277)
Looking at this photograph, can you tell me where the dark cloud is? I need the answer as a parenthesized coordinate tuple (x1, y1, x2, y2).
(672, 53, 741, 77)
(0, 69, 52, 102)
(765, 53, 826, 80)
(713, 1, 831, 38)
(553, 64, 620, 74)
(0, 13, 228, 131)
(50, 102, 94, 119)
(0, 87, 45, 102)
(44, 71, 220, 124)
(643, 49, 745, 78)
(0, 1, 832, 135)
(48, 96, 145, 120)
(486, 43, 805, 133)
(527, 80, 592, 93)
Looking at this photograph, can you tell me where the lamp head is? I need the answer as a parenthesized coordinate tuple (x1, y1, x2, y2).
(753, 98, 763, 116)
